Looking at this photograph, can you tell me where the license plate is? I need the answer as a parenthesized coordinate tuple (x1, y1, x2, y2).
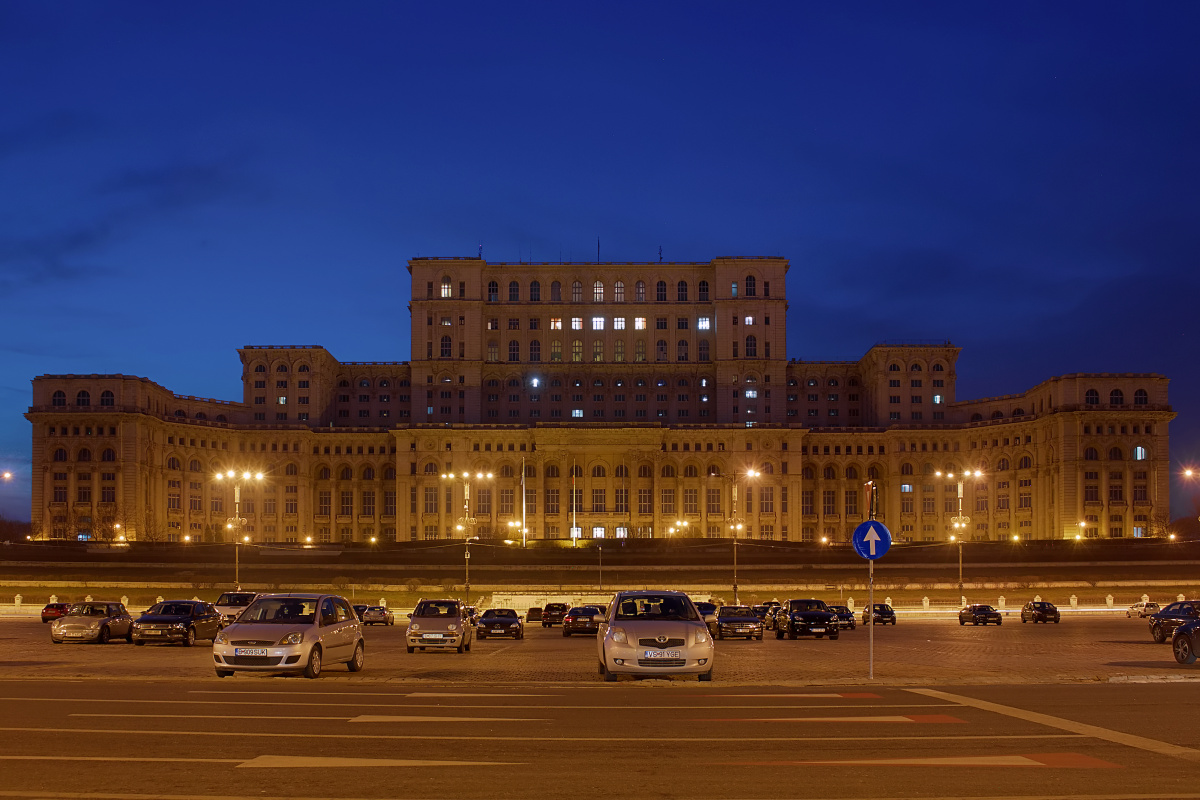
(810, 627, 825, 633)
(144, 630, 162, 636)
(422, 633, 444, 639)
(643, 650, 681, 659)
(235, 648, 268, 656)
(68, 632, 88, 637)
(492, 628, 506, 633)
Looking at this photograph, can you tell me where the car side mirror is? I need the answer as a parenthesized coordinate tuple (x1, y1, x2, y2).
(703, 614, 716, 624)
(407, 613, 413, 618)
(592, 615, 605, 624)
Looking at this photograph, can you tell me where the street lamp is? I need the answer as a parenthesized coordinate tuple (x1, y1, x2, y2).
(463, 535, 480, 605)
(215, 469, 263, 590)
(935, 468, 983, 591)
(507, 519, 528, 547)
(441, 471, 493, 540)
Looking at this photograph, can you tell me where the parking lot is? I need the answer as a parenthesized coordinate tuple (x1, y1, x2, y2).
(2, 611, 1191, 685)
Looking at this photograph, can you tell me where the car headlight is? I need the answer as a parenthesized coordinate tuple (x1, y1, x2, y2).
(609, 627, 628, 644)
(214, 631, 228, 645)
(278, 632, 303, 645)
(171, 623, 186, 630)
(695, 629, 710, 645)
(447, 624, 457, 631)
(409, 623, 419, 632)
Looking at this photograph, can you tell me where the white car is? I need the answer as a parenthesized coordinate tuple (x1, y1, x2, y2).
(1128, 601, 1161, 618)
(596, 590, 716, 682)
(213, 591, 261, 624)
(213, 593, 364, 679)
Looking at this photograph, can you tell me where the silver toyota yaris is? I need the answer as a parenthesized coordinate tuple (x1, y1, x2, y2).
(596, 590, 716, 682)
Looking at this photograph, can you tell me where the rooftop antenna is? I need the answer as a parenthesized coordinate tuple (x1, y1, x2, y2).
(597, 237, 600, 263)
(478, 243, 483, 259)
(659, 246, 663, 263)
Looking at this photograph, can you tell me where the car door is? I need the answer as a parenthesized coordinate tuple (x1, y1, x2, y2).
(110, 604, 131, 636)
(333, 598, 360, 662)
(195, 604, 217, 639)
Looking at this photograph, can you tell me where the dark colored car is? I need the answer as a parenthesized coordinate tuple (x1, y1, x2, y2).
(352, 604, 368, 621)
(715, 606, 764, 640)
(562, 606, 602, 637)
(541, 603, 569, 627)
(477, 608, 524, 639)
(526, 606, 543, 622)
(750, 605, 770, 621)
(959, 604, 1002, 626)
(695, 602, 720, 636)
(1171, 619, 1200, 664)
(774, 599, 839, 640)
(132, 600, 224, 646)
(41, 602, 72, 623)
(863, 603, 897, 625)
(827, 605, 856, 630)
(463, 606, 480, 626)
(1148, 601, 1200, 644)
(1021, 601, 1060, 623)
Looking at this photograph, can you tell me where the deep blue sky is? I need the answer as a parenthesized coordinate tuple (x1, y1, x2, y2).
(2, 3, 1198, 522)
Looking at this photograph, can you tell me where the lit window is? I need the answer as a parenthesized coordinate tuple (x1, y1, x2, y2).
(901, 484, 913, 493)
(592, 317, 605, 330)
(698, 317, 710, 330)
(277, 396, 287, 405)
(745, 389, 757, 399)
(744, 316, 754, 326)
(614, 317, 625, 330)
(933, 394, 943, 404)
(634, 317, 647, 330)
(550, 318, 562, 330)
(572, 409, 583, 418)
(571, 318, 583, 330)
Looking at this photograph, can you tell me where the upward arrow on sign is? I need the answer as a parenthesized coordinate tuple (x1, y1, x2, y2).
(864, 525, 881, 556)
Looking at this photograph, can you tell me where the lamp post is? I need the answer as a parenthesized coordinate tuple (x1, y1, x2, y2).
(463, 535, 479, 605)
(215, 469, 263, 590)
(507, 519, 528, 548)
(1077, 520, 1087, 540)
(598, 544, 603, 591)
(441, 471, 493, 539)
(936, 469, 982, 591)
(724, 469, 759, 606)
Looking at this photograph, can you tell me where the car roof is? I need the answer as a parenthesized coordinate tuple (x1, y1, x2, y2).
(252, 593, 337, 600)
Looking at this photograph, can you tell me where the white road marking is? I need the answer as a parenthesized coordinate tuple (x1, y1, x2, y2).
(1, 791, 1196, 800)
(910, 688, 1200, 763)
(237, 755, 519, 768)
(189, 690, 554, 698)
(348, 715, 546, 722)
(0, 755, 239, 764)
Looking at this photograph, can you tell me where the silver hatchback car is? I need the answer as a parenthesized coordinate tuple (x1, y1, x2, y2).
(597, 590, 716, 682)
(406, 598, 473, 653)
(212, 593, 364, 679)
(50, 602, 134, 644)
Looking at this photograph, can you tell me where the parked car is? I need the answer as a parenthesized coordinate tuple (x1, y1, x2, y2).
(541, 603, 569, 627)
(352, 604, 368, 621)
(827, 605, 857, 630)
(1021, 601, 1060, 623)
(132, 600, 223, 646)
(562, 606, 602, 637)
(477, 608, 524, 639)
(212, 593, 364, 679)
(750, 605, 771, 621)
(1148, 601, 1200, 644)
(526, 606, 543, 623)
(715, 606, 764, 640)
(407, 598, 473, 653)
(959, 604, 1003, 626)
(213, 591, 261, 624)
(774, 599, 840, 640)
(362, 606, 395, 626)
(763, 605, 784, 631)
(694, 602, 720, 636)
(463, 605, 480, 626)
(1171, 619, 1200, 664)
(1128, 601, 1161, 618)
(862, 603, 897, 625)
(41, 602, 72, 623)
(50, 602, 134, 644)
(597, 590, 716, 682)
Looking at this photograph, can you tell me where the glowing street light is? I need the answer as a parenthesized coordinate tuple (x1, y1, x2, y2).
(442, 471, 493, 540)
(936, 468, 984, 590)
(215, 469, 263, 589)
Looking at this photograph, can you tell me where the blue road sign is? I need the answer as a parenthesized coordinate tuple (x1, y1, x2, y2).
(851, 520, 892, 560)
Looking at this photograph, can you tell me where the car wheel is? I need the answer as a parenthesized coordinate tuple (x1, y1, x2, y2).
(478, 633, 486, 640)
(830, 633, 839, 641)
(959, 619, 965, 625)
(97, 626, 110, 644)
(788, 631, 797, 640)
(1153, 625, 1167, 644)
(465, 638, 472, 652)
(997, 619, 1003, 625)
(1022, 616, 1027, 623)
(775, 628, 784, 640)
(1174, 635, 1197, 665)
(457, 641, 465, 654)
(182, 627, 196, 647)
(406, 646, 415, 654)
(717, 631, 724, 640)
(698, 668, 713, 682)
(598, 659, 606, 675)
(303, 646, 322, 679)
(215, 670, 234, 678)
(756, 634, 763, 641)
(347, 642, 365, 672)
(1054, 618, 1060, 624)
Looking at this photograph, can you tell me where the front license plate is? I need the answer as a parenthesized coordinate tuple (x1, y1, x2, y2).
(68, 632, 88, 637)
(810, 627, 825, 633)
(492, 628, 507, 633)
(643, 650, 681, 659)
(422, 633, 444, 639)
(144, 630, 162, 636)
(235, 648, 268, 656)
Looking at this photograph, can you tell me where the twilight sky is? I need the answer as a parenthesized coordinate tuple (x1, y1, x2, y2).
(2, 2, 1198, 522)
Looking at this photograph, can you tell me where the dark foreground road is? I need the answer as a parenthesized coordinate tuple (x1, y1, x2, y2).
(2, 615, 1200, 799)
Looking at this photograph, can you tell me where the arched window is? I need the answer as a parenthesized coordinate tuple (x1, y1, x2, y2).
(823, 466, 837, 480)
(996, 458, 1010, 471)
(1108, 447, 1123, 461)
(828, 378, 839, 387)
(683, 465, 698, 477)
(933, 363, 945, 371)
(254, 365, 266, 373)
(1133, 446, 1148, 461)
(277, 364, 288, 373)
(173, 409, 185, 417)
(52, 390, 66, 407)
(529, 339, 542, 362)
(423, 463, 437, 474)
(1110, 389, 1125, 406)
(340, 467, 353, 480)
(698, 340, 710, 362)
(550, 281, 562, 302)
(901, 463, 914, 475)
(745, 335, 757, 358)
(677, 280, 688, 301)
(167, 457, 181, 470)
(615, 465, 627, 478)
(1012, 408, 1025, 416)
(661, 465, 676, 478)
(441, 276, 452, 298)
(614, 340, 625, 362)
(571, 340, 583, 362)
(614, 280, 625, 302)
(571, 281, 583, 302)
(509, 280, 520, 302)
(801, 466, 814, 479)
(76, 448, 91, 462)
(761, 463, 774, 475)
(338, 380, 349, 387)
(656, 281, 667, 302)
(1133, 388, 1148, 405)
(380, 379, 390, 388)
(592, 340, 604, 362)
(76, 390, 90, 406)
(698, 280, 709, 301)
(509, 340, 520, 362)
(593, 281, 604, 302)
(546, 464, 561, 478)
(101, 448, 116, 462)
(190, 459, 203, 471)
(592, 465, 606, 477)
(319, 467, 331, 480)
(1018, 456, 1032, 469)
(550, 340, 562, 362)
(298, 365, 309, 373)
(923, 463, 935, 474)
(638, 464, 652, 478)
(384, 466, 396, 480)
(487, 281, 499, 302)
(635, 340, 646, 362)
(991, 410, 1004, 419)
(655, 340, 668, 361)
(1085, 389, 1099, 405)
(501, 465, 514, 478)
(845, 466, 859, 480)
(1084, 447, 1099, 460)
(529, 280, 541, 301)
(911, 363, 922, 371)
(53, 448, 67, 462)
(100, 390, 114, 407)
(971, 413, 983, 421)
(571, 464, 583, 477)
(635, 280, 646, 302)
(889, 364, 900, 372)
(195, 412, 206, 420)
(677, 340, 689, 361)
(440, 336, 452, 358)
(216, 415, 226, 422)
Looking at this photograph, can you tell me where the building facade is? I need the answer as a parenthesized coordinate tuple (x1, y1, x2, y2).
(25, 257, 1175, 545)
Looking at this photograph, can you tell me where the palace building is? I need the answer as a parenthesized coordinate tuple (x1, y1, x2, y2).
(25, 256, 1174, 545)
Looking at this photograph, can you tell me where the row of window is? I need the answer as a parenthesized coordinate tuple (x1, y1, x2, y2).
(428, 337, 775, 363)
(431, 276, 773, 303)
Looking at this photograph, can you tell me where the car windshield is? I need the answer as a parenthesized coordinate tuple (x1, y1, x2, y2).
(788, 600, 827, 612)
(68, 604, 109, 617)
(414, 601, 459, 617)
(148, 603, 195, 616)
(828, 606, 849, 613)
(719, 606, 753, 618)
(614, 595, 698, 621)
(215, 593, 256, 607)
(239, 598, 318, 624)
(483, 609, 518, 619)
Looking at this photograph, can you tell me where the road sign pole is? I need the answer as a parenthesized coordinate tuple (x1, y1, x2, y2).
(868, 559, 874, 680)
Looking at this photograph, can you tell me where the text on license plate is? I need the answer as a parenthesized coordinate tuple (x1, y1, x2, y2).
(422, 633, 444, 639)
(643, 650, 681, 659)
(810, 628, 825, 633)
(235, 648, 268, 656)
(144, 630, 162, 635)
(492, 628, 507, 633)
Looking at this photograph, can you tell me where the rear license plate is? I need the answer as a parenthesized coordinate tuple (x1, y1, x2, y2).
(422, 633, 444, 639)
(643, 650, 681, 659)
(235, 648, 268, 656)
